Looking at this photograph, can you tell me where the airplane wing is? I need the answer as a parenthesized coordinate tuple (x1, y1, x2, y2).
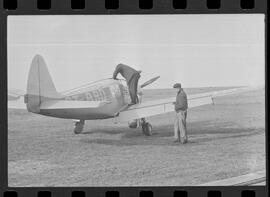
(115, 86, 261, 122)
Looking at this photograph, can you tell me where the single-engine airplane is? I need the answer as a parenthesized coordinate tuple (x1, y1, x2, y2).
(8, 55, 258, 135)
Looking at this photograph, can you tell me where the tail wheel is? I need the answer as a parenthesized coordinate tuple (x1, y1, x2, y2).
(142, 122, 153, 136)
(73, 120, 85, 134)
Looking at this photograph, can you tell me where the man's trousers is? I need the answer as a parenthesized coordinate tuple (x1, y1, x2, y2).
(174, 110, 188, 143)
(128, 72, 141, 104)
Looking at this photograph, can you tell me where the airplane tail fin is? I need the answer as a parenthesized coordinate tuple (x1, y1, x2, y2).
(25, 54, 61, 113)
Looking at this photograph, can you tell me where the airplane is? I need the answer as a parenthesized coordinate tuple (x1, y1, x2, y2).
(8, 54, 259, 136)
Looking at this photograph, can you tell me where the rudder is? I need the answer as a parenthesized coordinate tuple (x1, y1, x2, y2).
(25, 55, 60, 113)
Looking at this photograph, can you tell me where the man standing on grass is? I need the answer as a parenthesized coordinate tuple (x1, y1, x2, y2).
(173, 83, 188, 144)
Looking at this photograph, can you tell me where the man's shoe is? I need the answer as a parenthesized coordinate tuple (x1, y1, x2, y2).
(174, 139, 180, 143)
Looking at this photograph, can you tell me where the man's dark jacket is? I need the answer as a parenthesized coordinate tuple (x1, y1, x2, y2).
(112, 64, 139, 84)
(175, 89, 188, 112)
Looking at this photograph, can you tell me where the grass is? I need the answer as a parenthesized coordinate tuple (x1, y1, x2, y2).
(8, 87, 265, 186)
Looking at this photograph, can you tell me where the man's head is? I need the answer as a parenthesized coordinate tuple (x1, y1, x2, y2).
(173, 83, 182, 92)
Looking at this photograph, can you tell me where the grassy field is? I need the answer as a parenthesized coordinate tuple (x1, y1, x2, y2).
(8, 87, 265, 186)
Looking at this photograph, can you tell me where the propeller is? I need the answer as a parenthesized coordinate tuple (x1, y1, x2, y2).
(140, 76, 160, 88)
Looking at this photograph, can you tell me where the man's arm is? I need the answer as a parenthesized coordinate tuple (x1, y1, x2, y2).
(112, 65, 121, 79)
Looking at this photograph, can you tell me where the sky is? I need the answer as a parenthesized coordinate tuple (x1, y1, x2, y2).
(8, 14, 265, 91)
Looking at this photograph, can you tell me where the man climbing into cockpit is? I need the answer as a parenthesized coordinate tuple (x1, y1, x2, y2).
(112, 63, 141, 105)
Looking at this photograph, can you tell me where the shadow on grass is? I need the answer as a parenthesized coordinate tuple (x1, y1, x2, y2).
(80, 120, 264, 146)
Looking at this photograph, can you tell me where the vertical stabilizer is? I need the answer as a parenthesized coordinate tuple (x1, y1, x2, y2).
(25, 55, 60, 113)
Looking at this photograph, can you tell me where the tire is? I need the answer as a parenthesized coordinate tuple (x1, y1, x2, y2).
(74, 122, 83, 134)
(142, 123, 152, 136)
(74, 128, 82, 134)
(128, 120, 138, 128)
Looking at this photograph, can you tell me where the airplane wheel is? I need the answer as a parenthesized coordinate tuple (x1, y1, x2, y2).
(128, 120, 138, 128)
(74, 121, 84, 134)
(142, 122, 152, 136)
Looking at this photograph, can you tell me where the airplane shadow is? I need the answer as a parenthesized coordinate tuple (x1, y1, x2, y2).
(80, 120, 265, 147)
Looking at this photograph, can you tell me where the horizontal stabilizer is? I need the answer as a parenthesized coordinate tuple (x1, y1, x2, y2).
(8, 97, 26, 109)
(40, 100, 111, 110)
(8, 89, 25, 100)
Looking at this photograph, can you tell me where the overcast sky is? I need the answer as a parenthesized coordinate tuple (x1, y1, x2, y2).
(8, 14, 265, 91)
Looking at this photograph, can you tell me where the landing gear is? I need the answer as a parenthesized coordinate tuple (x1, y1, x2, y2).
(73, 120, 85, 134)
(128, 118, 153, 136)
(128, 120, 138, 128)
(141, 118, 152, 136)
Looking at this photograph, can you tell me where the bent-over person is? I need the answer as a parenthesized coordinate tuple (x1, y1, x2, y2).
(173, 83, 188, 144)
(113, 63, 141, 105)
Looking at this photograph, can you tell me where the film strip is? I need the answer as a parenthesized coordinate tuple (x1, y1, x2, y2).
(0, 0, 267, 197)
(0, 0, 267, 13)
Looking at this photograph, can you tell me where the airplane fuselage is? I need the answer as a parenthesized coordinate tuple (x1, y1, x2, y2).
(38, 79, 131, 120)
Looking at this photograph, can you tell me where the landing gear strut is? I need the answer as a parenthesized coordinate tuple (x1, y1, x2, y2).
(73, 120, 85, 134)
(141, 118, 152, 136)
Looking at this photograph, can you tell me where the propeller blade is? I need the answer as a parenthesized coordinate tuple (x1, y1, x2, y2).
(140, 76, 160, 88)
